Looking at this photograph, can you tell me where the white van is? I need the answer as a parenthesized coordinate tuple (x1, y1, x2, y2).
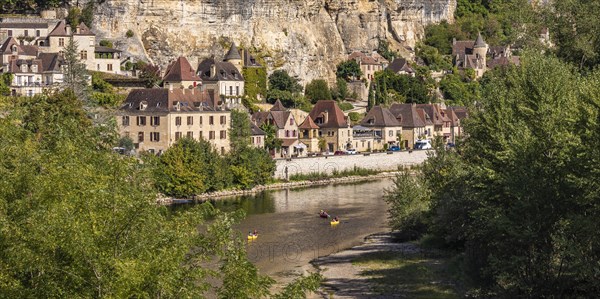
(414, 139, 432, 150)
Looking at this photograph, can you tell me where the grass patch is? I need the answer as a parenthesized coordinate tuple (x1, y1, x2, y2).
(288, 166, 380, 181)
(352, 249, 460, 298)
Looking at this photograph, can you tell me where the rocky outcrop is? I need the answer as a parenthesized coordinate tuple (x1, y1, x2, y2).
(86, 0, 455, 84)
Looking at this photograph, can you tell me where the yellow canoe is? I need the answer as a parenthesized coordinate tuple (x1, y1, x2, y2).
(330, 220, 339, 225)
(247, 234, 258, 240)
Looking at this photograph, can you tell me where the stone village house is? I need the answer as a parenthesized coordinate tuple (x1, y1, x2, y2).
(252, 99, 302, 158)
(117, 88, 231, 155)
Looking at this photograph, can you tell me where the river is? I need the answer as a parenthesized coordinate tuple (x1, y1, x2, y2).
(208, 179, 395, 285)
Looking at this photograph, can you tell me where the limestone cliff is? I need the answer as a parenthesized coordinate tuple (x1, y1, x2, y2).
(88, 0, 455, 84)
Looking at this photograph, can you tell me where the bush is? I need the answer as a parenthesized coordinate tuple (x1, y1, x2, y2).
(126, 29, 134, 38)
(99, 40, 113, 48)
(338, 102, 354, 111)
(348, 112, 361, 123)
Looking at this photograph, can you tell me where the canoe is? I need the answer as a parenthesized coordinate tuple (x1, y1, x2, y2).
(319, 214, 329, 218)
(330, 220, 339, 225)
(247, 234, 258, 240)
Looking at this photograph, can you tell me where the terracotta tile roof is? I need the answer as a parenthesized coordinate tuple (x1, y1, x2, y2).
(163, 56, 201, 82)
(298, 115, 319, 129)
(252, 111, 271, 127)
(270, 99, 286, 111)
(197, 58, 243, 82)
(389, 103, 425, 128)
(452, 40, 474, 57)
(444, 108, 460, 126)
(74, 22, 94, 35)
(48, 20, 69, 36)
(281, 138, 298, 147)
(361, 105, 401, 127)
(449, 106, 468, 120)
(487, 56, 521, 69)
(121, 88, 216, 113)
(416, 104, 444, 126)
(308, 100, 348, 128)
(8, 58, 43, 74)
(417, 108, 434, 126)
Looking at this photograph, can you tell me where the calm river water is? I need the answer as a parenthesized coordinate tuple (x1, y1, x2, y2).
(209, 179, 395, 281)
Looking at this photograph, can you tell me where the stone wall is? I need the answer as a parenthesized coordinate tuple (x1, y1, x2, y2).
(275, 150, 428, 179)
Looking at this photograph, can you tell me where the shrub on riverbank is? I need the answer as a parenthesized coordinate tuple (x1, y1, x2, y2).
(288, 166, 379, 181)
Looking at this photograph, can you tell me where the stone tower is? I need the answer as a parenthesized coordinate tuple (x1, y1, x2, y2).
(473, 32, 488, 77)
(224, 42, 243, 74)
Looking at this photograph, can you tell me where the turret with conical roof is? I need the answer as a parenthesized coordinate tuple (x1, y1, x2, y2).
(224, 42, 242, 73)
(472, 32, 488, 73)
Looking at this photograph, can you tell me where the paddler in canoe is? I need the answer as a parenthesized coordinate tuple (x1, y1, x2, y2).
(319, 210, 330, 218)
(247, 230, 258, 240)
(330, 216, 340, 225)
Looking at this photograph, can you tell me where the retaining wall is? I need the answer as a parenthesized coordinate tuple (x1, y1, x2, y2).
(274, 150, 429, 179)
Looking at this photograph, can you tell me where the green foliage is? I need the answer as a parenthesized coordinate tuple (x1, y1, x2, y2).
(372, 70, 432, 104)
(92, 72, 113, 93)
(332, 77, 349, 100)
(269, 70, 302, 93)
(227, 147, 275, 189)
(260, 123, 283, 151)
(63, 38, 88, 96)
(439, 70, 481, 106)
(304, 79, 332, 103)
(416, 43, 452, 71)
(243, 66, 267, 101)
(137, 62, 161, 88)
(266, 89, 312, 111)
(384, 171, 431, 240)
(393, 53, 600, 296)
(336, 60, 362, 81)
(0, 73, 13, 96)
(126, 29, 134, 38)
(348, 111, 361, 123)
(550, 0, 600, 69)
(99, 40, 114, 48)
(338, 102, 354, 111)
(288, 166, 379, 181)
(229, 110, 252, 151)
(65, 3, 94, 29)
(118, 136, 134, 151)
(318, 138, 326, 152)
(378, 39, 399, 61)
(90, 91, 125, 108)
(272, 273, 323, 299)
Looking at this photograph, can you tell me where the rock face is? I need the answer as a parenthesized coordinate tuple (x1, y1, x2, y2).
(88, 0, 455, 84)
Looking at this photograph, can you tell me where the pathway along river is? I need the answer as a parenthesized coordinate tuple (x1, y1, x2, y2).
(206, 178, 395, 286)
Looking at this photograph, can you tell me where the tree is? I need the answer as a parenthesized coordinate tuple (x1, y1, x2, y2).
(318, 138, 327, 152)
(334, 78, 349, 100)
(304, 79, 332, 103)
(63, 38, 88, 97)
(137, 62, 161, 88)
(260, 123, 283, 152)
(335, 60, 362, 81)
(268, 70, 302, 93)
(384, 171, 431, 240)
(378, 39, 399, 61)
(0, 73, 13, 96)
(229, 110, 252, 152)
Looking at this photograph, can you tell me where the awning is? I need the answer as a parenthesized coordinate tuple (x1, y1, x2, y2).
(281, 138, 298, 147)
(294, 142, 307, 149)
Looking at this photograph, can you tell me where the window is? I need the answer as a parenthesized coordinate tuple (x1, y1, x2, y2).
(220, 115, 226, 124)
(137, 116, 146, 126)
(24, 30, 28, 37)
(199, 131, 203, 139)
(236, 86, 239, 95)
(293, 130, 296, 137)
(107, 64, 113, 71)
(122, 116, 130, 126)
(150, 132, 160, 142)
(220, 130, 227, 139)
(89, 37, 94, 46)
(209, 116, 214, 125)
(252, 137, 255, 144)
(221, 147, 225, 155)
(80, 50, 87, 60)
(175, 117, 182, 126)
(389, 130, 394, 137)
(97, 64, 100, 71)
(187, 116, 193, 125)
(209, 131, 215, 140)
(229, 86, 233, 96)
(151, 116, 160, 126)
(138, 132, 144, 142)
(36, 30, 40, 37)
(58, 38, 64, 47)
(199, 116, 203, 125)
(175, 132, 182, 141)
(289, 118, 293, 125)
(187, 131, 193, 138)
(7, 30, 12, 36)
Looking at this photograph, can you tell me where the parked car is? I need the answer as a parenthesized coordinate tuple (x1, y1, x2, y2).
(389, 145, 401, 151)
(322, 151, 335, 156)
(334, 150, 346, 155)
(345, 149, 358, 155)
(414, 139, 432, 150)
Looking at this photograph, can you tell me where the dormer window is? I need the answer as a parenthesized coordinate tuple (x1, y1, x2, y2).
(32, 65, 37, 72)
(173, 101, 180, 111)
(21, 64, 27, 72)
(139, 101, 148, 110)
(11, 45, 17, 53)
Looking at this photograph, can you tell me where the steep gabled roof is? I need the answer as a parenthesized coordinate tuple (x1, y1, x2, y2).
(197, 58, 243, 82)
(308, 100, 348, 128)
(387, 58, 414, 74)
(163, 56, 201, 82)
(270, 99, 286, 111)
(48, 20, 69, 36)
(361, 106, 401, 127)
(416, 104, 444, 126)
(389, 103, 425, 128)
(298, 115, 319, 129)
(38, 52, 64, 73)
(0, 37, 19, 54)
(416, 108, 434, 126)
(251, 122, 266, 136)
(74, 22, 94, 35)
